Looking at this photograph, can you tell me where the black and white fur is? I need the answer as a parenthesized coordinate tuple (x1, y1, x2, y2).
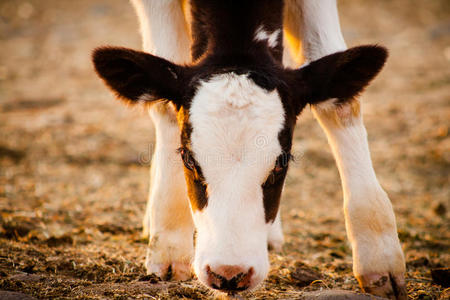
(92, 0, 406, 298)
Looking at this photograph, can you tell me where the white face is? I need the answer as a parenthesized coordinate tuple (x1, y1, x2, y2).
(188, 73, 285, 290)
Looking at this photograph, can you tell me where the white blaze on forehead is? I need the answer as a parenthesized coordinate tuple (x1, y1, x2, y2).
(254, 25, 281, 48)
(189, 73, 285, 289)
(189, 73, 285, 188)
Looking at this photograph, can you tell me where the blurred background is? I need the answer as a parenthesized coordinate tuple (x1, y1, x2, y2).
(0, 0, 449, 299)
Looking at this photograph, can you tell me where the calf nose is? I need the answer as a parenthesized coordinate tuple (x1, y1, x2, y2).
(206, 265, 254, 291)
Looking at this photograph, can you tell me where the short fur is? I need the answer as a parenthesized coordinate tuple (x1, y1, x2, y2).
(91, 0, 403, 297)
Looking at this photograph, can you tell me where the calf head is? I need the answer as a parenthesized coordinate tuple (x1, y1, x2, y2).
(92, 45, 387, 292)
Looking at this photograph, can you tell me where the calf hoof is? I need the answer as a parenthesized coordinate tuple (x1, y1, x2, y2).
(146, 261, 192, 281)
(144, 229, 194, 281)
(357, 273, 407, 300)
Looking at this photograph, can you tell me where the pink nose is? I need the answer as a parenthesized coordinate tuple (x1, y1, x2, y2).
(205, 265, 254, 291)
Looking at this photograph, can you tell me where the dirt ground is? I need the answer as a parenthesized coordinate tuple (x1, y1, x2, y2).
(0, 0, 449, 299)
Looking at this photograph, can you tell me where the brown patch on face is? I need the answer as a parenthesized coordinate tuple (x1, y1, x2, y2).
(185, 168, 208, 211)
(262, 179, 284, 223)
(177, 107, 208, 212)
(312, 97, 362, 128)
(262, 153, 290, 223)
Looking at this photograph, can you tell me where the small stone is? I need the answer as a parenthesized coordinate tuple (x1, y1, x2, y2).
(334, 263, 351, 272)
(290, 262, 322, 287)
(432, 202, 446, 216)
(1, 219, 36, 238)
(138, 274, 160, 283)
(45, 234, 73, 247)
(407, 257, 430, 268)
(431, 267, 450, 287)
(330, 251, 344, 259)
(9, 273, 42, 282)
(0, 291, 37, 300)
(301, 289, 385, 299)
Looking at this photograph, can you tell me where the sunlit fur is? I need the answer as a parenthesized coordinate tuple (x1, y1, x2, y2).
(130, 0, 194, 280)
(312, 100, 405, 282)
(285, 0, 406, 296)
(94, 0, 405, 297)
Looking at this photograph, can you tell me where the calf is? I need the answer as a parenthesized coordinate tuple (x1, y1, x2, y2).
(92, 0, 406, 298)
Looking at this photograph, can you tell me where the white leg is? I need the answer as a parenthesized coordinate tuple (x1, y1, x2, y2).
(268, 210, 284, 252)
(130, 0, 194, 280)
(130, 0, 191, 64)
(312, 101, 406, 299)
(284, 1, 406, 298)
(144, 104, 194, 280)
(283, 0, 346, 67)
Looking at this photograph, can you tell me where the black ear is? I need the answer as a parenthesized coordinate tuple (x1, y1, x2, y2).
(92, 47, 188, 105)
(291, 45, 388, 107)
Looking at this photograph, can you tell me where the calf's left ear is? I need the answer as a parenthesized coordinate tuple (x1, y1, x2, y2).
(289, 45, 388, 108)
(92, 46, 188, 106)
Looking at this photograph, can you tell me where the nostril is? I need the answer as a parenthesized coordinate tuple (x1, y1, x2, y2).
(205, 265, 254, 291)
(237, 267, 254, 289)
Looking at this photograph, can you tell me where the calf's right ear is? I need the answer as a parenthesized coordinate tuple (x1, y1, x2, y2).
(289, 45, 388, 110)
(92, 47, 188, 106)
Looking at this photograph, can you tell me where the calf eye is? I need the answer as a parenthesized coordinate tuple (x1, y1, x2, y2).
(179, 148, 196, 171)
(274, 153, 291, 173)
(274, 161, 284, 173)
(264, 153, 291, 187)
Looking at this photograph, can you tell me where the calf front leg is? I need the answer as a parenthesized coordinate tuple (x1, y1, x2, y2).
(143, 103, 194, 280)
(130, 0, 194, 280)
(283, 1, 406, 297)
(312, 100, 406, 299)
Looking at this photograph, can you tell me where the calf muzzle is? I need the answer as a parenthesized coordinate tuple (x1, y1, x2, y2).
(205, 265, 254, 292)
